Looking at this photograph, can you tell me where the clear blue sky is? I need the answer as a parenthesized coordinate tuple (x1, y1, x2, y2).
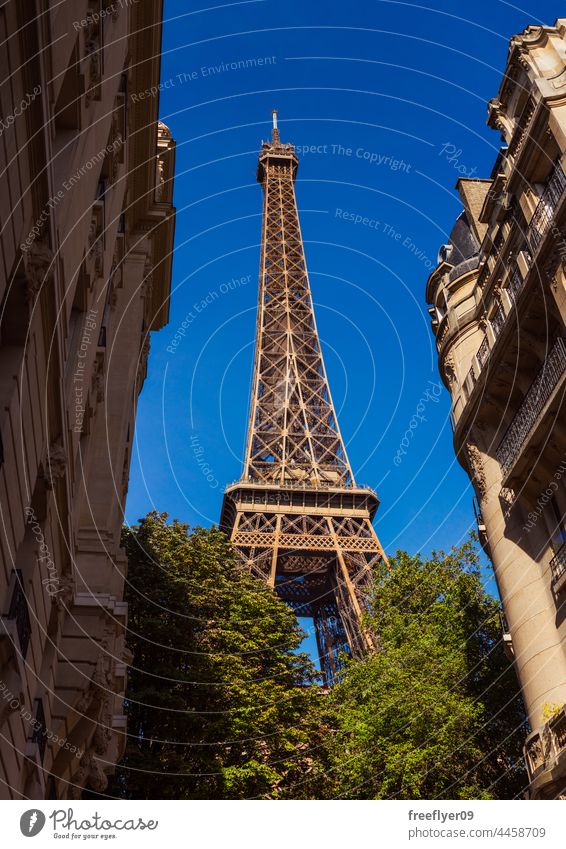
(126, 0, 561, 564)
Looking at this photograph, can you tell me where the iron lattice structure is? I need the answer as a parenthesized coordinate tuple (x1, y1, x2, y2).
(220, 113, 387, 684)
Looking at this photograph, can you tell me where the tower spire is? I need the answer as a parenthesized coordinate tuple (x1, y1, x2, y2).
(220, 123, 388, 685)
(271, 108, 280, 144)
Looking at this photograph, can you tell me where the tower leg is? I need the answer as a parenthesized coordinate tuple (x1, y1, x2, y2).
(313, 599, 350, 686)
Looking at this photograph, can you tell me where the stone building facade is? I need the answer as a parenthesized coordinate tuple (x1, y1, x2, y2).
(0, 2, 175, 798)
(426, 19, 566, 798)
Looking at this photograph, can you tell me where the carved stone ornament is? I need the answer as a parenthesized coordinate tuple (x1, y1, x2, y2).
(87, 215, 97, 250)
(136, 336, 150, 390)
(499, 486, 516, 519)
(108, 113, 123, 183)
(499, 60, 520, 107)
(543, 244, 562, 292)
(487, 99, 508, 135)
(142, 258, 154, 301)
(121, 453, 129, 493)
(74, 652, 113, 716)
(87, 210, 104, 278)
(158, 121, 172, 141)
(466, 442, 487, 499)
(84, 13, 102, 106)
(70, 750, 108, 797)
(443, 351, 457, 388)
(92, 353, 105, 404)
(155, 154, 166, 202)
(111, 243, 124, 289)
(24, 239, 54, 303)
(111, 152, 120, 183)
(85, 51, 101, 104)
(46, 441, 67, 489)
(141, 334, 150, 362)
(54, 573, 75, 611)
(70, 644, 116, 796)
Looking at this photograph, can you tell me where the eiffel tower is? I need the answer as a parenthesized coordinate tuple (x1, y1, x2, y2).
(220, 112, 387, 684)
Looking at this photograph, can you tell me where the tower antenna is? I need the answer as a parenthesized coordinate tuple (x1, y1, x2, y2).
(272, 108, 280, 144)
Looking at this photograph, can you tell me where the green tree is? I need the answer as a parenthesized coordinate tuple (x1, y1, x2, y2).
(324, 538, 527, 800)
(108, 512, 326, 799)
(108, 520, 526, 801)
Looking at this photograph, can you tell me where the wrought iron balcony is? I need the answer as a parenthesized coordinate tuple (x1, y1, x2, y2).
(463, 337, 490, 401)
(464, 366, 476, 397)
(490, 303, 505, 339)
(525, 705, 566, 785)
(448, 254, 479, 283)
(477, 335, 490, 368)
(496, 338, 566, 477)
(528, 162, 566, 251)
(550, 542, 566, 594)
(462, 250, 532, 403)
(492, 225, 506, 255)
(507, 267, 523, 304)
(5, 570, 32, 658)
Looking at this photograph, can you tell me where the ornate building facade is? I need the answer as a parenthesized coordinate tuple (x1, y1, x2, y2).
(0, 2, 175, 798)
(426, 19, 566, 798)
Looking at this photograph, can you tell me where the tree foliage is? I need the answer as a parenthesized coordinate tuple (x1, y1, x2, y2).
(109, 517, 526, 800)
(108, 512, 326, 799)
(324, 539, 527, 800)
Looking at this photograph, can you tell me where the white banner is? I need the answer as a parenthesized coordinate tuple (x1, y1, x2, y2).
(1, 800, 564, 848)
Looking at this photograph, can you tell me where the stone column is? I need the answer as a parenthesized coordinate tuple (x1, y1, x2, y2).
(478, 447, 566, 728)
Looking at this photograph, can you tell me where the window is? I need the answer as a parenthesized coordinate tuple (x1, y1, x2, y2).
(549, 493, 566, 553)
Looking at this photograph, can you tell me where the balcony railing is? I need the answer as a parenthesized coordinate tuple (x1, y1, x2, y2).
(493, 226, 506, 255)
(496, 338, 566, 477)
(5, 570, 32, 658)
(226, 478, 376, 496)
(528, 162, 566, 251)
(525, 705, 566, 782)
(448, 254, 479, 283)
(476, 335, 490, 368)
(507, 267, 523, 303)
(550, 542, 566, 591)
(464, 366, 476, 397)
(490, 303, 505, 339)
(464, 249, 533, 398)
